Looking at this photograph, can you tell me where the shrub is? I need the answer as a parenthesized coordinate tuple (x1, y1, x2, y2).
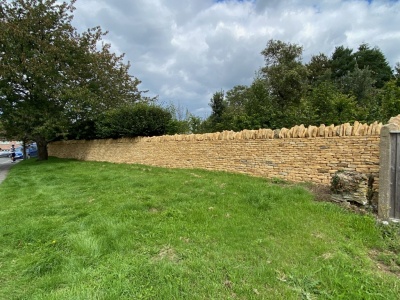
(96, 103, 172, 138)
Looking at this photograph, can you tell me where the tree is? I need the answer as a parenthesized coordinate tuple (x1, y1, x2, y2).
(0, 120, 5, 140)
(330, 46, 355, 80)
(186, 115, 205, 134)
(163, 102, 206, 135)
(225, 85, 248, 116)
(334, 64, 382, 122)
(223, 85, 253, 131)
(306, 53, 331, 85)
(261, 40, 309, 109)
(307, 81, 357, 125)
(208, 90, 226, 131)
(209, 74, 279, 132)
(354, 44, 392, 88)
(339, 65, 376, 103)
(244, 76, 279, 129)
(395, 63, 400, 78)
(0, 0, 144, 160)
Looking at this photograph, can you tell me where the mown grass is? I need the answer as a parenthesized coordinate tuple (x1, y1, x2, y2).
(0, 157, 399, 299)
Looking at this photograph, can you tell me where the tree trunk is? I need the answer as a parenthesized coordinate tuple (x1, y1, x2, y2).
(22, 140, 28, 160)
(35, 136, 48, 160)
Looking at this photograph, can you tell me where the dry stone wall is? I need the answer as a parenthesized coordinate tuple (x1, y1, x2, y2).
(48, 121, 381, 190)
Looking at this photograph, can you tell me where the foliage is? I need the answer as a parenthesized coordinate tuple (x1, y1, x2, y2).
(354, 44, 392, 88)
(95, 103, 172, 139)
(244, 76, 279, 128)
(161, 102, 208, 135)
(166, 119, 190, 135)
(0, 158, 399, 299)
(0, 120, 6, 139)
(164, 103, 191, 134)
(308, 81, 357, 125)
(330, 46, 356, 80)
(203, 39, 397, 132)
(395, 63, 400, 83)
(338, 65, 376, 103)
(306, 53, 331, 85)
(379, 80, 400, 122)
(188, 115, 207, 133)
(66, 119, 98, 140)
(205, 76, 282, 132)
(341, 66, 382, 123)
(261, 39, 308, 109)
(208, 90, 227, 132)
(0, 0, 144, 159)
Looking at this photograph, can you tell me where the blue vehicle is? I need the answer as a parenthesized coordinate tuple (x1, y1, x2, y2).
(27, 144, 38, 158)
(13, 144, 38, 159)
(13, 147, 24, 159)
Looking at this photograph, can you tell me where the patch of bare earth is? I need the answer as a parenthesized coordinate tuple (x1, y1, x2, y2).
(152, 245, 181, 263)
(369, 249, 400, 278)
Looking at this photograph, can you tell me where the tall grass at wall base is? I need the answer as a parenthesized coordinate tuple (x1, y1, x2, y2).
(0, 158, 399, 299)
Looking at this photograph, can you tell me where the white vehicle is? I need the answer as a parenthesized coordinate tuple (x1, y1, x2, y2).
(0, 150, 10, 158)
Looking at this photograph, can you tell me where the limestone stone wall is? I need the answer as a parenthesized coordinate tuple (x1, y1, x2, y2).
(48, 120, 381, 189)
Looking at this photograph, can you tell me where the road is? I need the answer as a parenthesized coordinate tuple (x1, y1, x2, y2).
(0, 157, 20, 184)
(0, 157, 14, 164)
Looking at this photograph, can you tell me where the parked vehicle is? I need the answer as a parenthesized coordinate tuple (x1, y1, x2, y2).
(0, 150, 10, 158)
(13, 147, 24, 160)
(26, 144, 38, 158)
(12, 144, 38, 159)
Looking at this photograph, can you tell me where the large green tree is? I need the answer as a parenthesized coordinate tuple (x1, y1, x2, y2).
(336, 64, 380, 122)
(261, 39, 308, 109)
(330, 46, 355, 80)
(306, 53, 331, 85)
(354, 44, 392, 88)
(223, 79, 276, 131)
(0, 0, 143, 160)
(208, 90, 226, 132)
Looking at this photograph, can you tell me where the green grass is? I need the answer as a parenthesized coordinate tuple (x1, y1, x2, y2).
(0, 157, 399, 299)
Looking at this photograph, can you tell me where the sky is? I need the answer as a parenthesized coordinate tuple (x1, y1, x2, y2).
(71, 0, 400, 118)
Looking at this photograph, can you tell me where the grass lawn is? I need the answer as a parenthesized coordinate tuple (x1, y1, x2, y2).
(0, 157, 399, 299)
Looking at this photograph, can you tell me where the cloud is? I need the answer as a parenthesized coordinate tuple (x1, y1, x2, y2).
(72, 0, 400, 116)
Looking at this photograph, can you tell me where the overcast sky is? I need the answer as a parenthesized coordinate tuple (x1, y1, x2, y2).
(71, 0, 400, 118)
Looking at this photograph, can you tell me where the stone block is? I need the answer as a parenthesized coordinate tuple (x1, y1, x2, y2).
(330, 170, 369, 206)
(352, 121, 360, 136)
(319, 124, 326, 136)
(388, 114, 400, 127)
(344, 123, 352, 136)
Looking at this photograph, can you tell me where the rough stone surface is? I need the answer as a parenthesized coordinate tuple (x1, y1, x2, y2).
(330, 170, 369, 205)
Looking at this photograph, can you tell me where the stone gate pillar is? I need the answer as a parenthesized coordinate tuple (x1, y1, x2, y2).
(378, 116, 400, 220)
